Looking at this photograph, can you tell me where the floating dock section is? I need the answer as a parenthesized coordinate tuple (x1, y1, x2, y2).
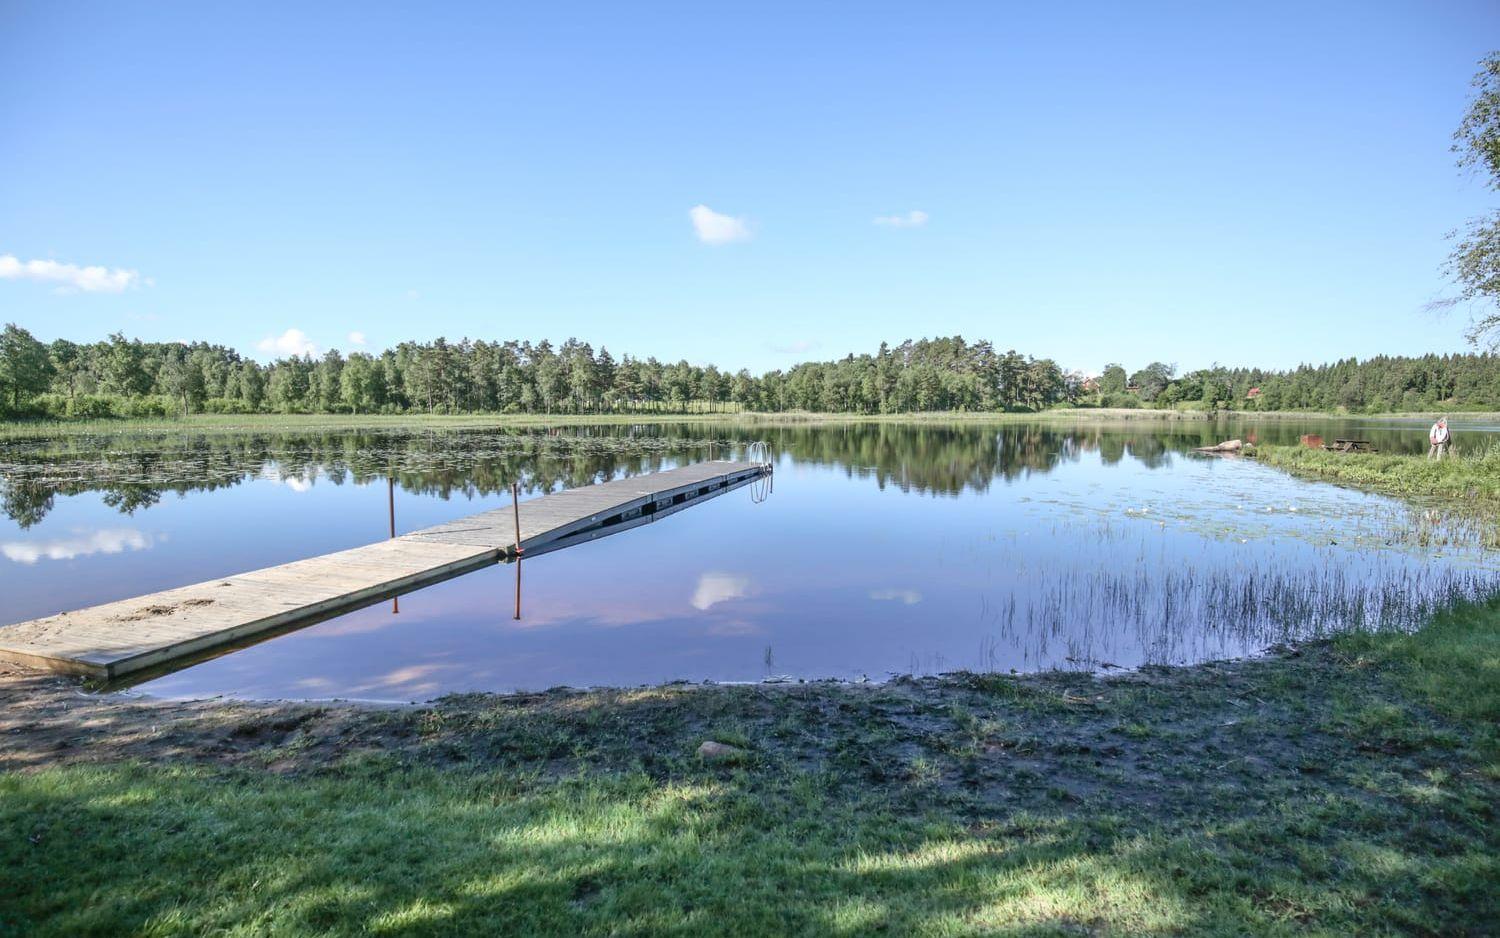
(0, 460, 768, 679)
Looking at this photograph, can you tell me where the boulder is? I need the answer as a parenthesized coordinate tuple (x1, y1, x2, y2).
(1194, 439, 1242, 453)
(696, 740, 748, 762)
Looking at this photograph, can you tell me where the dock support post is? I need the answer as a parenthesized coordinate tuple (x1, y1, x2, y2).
(511, 480, 523, 619)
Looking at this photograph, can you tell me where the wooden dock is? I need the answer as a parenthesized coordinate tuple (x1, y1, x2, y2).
(0, 460, 768, 679)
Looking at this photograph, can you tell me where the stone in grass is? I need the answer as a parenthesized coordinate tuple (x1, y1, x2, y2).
(696, 740, 749, 763)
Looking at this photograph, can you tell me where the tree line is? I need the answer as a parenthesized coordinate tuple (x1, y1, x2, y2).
(1093, 355, 1500, 413)
(0, 329, 1075, 417)
(2, 324, 1499, 418)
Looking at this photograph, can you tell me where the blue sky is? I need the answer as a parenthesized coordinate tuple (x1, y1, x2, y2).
(2, 1, 1497, 375)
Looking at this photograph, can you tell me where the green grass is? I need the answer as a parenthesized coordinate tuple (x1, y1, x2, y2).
(1254, 442, 1500, 502)
(0, 411, 755, 439)
(3, 604, 1498, 934)
(5, 407, 1490, 440)
(0, 407, 1204, 437)
(1333, 599, 1500, 769)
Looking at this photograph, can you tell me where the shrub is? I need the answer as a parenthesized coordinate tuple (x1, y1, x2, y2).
(68, 395, 119, 419)
(202, 397, 255, 414)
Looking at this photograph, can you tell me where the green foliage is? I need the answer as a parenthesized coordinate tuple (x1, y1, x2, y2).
(10, 326, 1500, 421)
(1448, 51, 1500, 346)
(0, 324, 53, 413)
(1, 332, 1082, 419)
(1336, 598, 1500, 766)
(1116, 352, 1500, 413)
(1127, 361, 1176, 401)
(1254, 442, 1500, 501)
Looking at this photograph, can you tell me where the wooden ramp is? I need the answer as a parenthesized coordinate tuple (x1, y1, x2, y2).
(0, 461, 768, 679)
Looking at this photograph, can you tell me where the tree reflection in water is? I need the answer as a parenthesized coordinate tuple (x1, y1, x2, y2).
(0, 417, 1463, 527)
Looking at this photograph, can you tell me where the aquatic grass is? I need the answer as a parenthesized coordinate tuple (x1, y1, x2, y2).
(961, 548, 1500, 677)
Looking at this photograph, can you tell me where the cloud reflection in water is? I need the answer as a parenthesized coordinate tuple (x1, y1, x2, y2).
(2, 528, 156, 564)
(692, 572, 752, 610)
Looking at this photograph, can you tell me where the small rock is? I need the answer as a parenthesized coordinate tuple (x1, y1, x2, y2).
(696, 740, 747, 762)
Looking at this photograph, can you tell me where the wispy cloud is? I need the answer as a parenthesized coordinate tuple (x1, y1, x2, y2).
(771, 340, 819, 355)
(873, 210, 929, 229)
(690, 204, 752, 245)
(691, 572, 752, 610)
(0, 254, 146, 293)
(257, 328, 317, 358)
(869, 588, 922, 605)
(2, 528, 155, 564)
(347, 331, 367, 347)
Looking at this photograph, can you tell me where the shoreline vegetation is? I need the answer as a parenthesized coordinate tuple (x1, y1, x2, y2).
(1252, 442, 1500, 502)
(1, 601, 1495, 934)
(1, 407, 1497, 439)
(5, 326, 1500, 422)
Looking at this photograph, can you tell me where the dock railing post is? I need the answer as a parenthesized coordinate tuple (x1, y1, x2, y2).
(388, 473, 399, 614)
(511, 481, 523, 556)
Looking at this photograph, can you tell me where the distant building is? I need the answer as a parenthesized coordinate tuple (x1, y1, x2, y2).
(1081, 376, 1101, 393)
(1246, 387, 1262, 400)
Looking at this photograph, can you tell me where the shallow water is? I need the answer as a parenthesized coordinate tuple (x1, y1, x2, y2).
(1, 417, 1496, 701)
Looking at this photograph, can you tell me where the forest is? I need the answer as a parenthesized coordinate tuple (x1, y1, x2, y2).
(2, 323, 1499, 418)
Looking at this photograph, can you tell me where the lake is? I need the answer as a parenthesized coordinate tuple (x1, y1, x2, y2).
(1, 416, 1497, 702)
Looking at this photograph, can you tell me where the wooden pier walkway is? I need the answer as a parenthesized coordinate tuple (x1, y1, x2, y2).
(0, 461, 768, 679)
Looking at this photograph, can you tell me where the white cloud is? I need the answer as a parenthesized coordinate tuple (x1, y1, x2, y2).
(257, 328, 317, 358)
(348, 331, 367, 346)
(0, 254, 144, 293)
(691, 572, 751, 610)
(873, 210, 929, 228)
(2, 528, 154, 564)
(405, 289, 420, 300)
(869, 588, 922, 605)
(690, 204, 751, 245)
(771, 340, 818, 355)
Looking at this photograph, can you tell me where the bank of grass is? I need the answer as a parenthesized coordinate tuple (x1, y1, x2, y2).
(6, 406, 1493, 440)
(1253, 441, 1500, 502)
(1335, 599, 1500, 768)
(0, 407, 1210, 438)
(3, 604, 1498, 935)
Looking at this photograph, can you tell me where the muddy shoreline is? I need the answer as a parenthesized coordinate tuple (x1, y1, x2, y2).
(0, 639, 1458, 791)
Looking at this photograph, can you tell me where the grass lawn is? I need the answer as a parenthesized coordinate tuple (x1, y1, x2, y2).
(1253, 443, 1500, 502)
(2, 601, 1497, 935)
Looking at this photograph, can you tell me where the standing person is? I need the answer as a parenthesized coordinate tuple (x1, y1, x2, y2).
(1428, 416, 1451, 460)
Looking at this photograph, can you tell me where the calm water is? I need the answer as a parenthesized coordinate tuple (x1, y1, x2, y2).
(1, 417, 1497, 701)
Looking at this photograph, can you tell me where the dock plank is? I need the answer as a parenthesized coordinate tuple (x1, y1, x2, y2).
(0, 461, 767, 678)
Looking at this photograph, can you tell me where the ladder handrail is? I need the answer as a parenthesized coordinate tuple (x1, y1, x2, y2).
(746, 440, 772, 470)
